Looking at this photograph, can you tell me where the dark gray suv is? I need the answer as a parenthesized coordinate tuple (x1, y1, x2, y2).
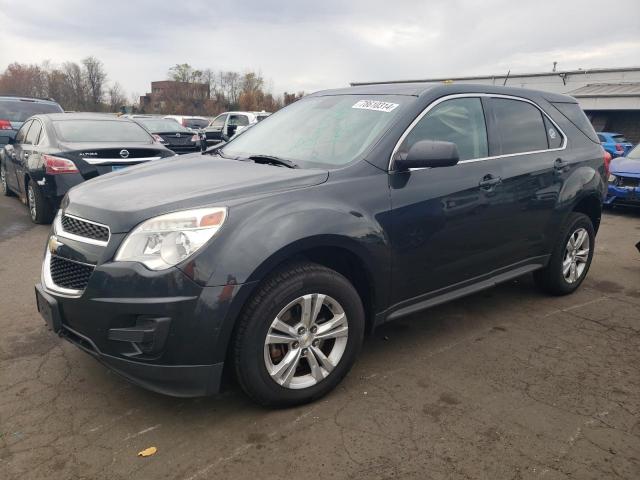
(36, 83, 606, 407)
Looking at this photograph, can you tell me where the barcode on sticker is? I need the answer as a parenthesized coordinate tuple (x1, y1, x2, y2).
(352, 100, 399, 113)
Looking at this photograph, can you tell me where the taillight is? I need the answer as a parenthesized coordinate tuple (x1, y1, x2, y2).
(0, 119, 12, 130)
(603, 148, 612, 177)
(152, 134, 166, 144)
(44, 155, 79, 174)
(615, 143, 624, 152)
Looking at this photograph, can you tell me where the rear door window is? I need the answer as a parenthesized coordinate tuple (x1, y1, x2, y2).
(402, 97, 488, 161)
(15, 120, 32, 144)
(491, 98, 548, 154)
(544, 117, 563, 149)
(25, 120, 42, 145)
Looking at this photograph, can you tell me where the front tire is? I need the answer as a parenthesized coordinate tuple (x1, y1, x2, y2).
(534, 212, 595, 295)
(27, 179, 54, 224)
(233, 262, 365, 407)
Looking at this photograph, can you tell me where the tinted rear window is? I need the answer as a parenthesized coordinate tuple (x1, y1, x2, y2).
(613, 134, 629, 143)
(0, 99, 62, 122)
(136, 118, 191, 133)
(551, 102, 599, 143)
(53, 120, 152, 143)
(184, 119, 209, 129)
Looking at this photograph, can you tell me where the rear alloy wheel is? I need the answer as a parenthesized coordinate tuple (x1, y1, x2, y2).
(1, 162, 13, 196)
(534, 212, 595, 295)
(27, 180, 54, 224)
(234, 262, 365, 407)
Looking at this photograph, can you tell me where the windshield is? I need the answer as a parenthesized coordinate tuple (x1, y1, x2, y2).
(53, 120, 153, 143)
(221, 95, 410, 168)
(136, 118, 191, 133)
(0, 99, 62, 123)
(627, 144, 640, 160)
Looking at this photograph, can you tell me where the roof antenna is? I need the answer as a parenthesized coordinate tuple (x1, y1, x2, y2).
(503, 70, 510, 86)
(553, 61, 557, 72)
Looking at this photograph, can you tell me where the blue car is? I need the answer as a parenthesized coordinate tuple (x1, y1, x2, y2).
(597, 131, 634, 158)
(605, 144, 640, 207)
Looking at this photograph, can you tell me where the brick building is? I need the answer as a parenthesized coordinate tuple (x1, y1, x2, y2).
(139, 80, 210, 113)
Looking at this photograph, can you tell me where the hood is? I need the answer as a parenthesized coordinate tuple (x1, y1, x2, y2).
(610, 157, 640, 176)
(65, 154, 329, 233)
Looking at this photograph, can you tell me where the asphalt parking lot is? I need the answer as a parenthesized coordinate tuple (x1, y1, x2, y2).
(1, 194, 639, 480)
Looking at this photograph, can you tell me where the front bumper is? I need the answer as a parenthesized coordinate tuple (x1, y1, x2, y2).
(35, 259, 256, 396)
(605, 184, 640, 206)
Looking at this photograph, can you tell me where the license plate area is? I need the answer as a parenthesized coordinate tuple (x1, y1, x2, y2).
(35, 286, 62, 333)
(112, 165, 127, 172)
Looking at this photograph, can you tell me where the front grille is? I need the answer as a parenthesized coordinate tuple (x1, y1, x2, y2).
(61, 215, 109, 242)
(618, 176, 640, 188)
(50, 255, 94, 290)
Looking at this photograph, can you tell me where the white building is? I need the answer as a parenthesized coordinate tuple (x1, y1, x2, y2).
(352, 67, 640, 142)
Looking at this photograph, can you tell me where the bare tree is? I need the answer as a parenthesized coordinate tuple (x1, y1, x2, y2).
(82, 56, 107, 110)
(62, 62, 86, 110)
(107, 82, 127, 112)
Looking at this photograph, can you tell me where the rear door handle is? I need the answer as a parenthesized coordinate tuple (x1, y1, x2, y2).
(554, 158, 569, 171)
(479, 174, 502, 190)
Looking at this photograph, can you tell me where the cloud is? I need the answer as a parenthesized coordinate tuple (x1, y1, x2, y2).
(0, 0, 638, 98)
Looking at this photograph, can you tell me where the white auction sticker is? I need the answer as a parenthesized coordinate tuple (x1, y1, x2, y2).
(352, 100, 399, 113)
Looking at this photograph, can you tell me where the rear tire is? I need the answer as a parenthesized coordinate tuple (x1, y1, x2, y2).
(233, 262, 365, 407)
(534, 212, 595, 295)
(27, 179, 54, 224)
(1, 161, 13, 197)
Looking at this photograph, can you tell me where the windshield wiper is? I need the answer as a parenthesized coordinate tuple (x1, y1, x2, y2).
(248, 155, 299, 169)
(203, 141, 228, 157)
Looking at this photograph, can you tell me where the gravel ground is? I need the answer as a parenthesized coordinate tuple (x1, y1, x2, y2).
(1, 193, 639, 480)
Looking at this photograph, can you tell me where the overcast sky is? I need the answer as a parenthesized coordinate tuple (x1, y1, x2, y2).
(1, 0, 639, 99)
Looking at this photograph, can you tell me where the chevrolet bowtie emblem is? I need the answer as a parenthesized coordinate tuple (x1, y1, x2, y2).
(48, 235, 64, 255)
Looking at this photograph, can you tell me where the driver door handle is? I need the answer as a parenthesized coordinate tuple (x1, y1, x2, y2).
(479, 174, 502, 190)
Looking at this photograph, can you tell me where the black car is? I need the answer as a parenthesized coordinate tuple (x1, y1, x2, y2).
(1, 113, 175, 223)
(35, 84, 606, 406)
(129, 116, 204, 154)
(0, 95, 64, 146)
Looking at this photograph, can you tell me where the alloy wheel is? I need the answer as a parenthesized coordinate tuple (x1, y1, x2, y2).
(0, 165, 6, 194)
(28, 185, 37, 221)
(563, 227, 590, 284)
(264, 293, 348, 389)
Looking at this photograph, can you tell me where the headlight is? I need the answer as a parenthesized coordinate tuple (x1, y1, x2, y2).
(115, 207, 227, 270)
(608, 174, 617, 184)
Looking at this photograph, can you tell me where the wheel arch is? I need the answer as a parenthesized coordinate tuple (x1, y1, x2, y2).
(571, 193, 602, 233)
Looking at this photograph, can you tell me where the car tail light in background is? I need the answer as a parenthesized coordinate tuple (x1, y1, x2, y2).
(615, 143, 624, 153)
(44, 155, 79, 174)
(152, 134, 166, 144)
(0, 119, 12, 130)
(603, 148, 612, 178)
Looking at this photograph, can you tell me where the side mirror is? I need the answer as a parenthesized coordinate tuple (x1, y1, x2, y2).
(394, 140, 459, 171)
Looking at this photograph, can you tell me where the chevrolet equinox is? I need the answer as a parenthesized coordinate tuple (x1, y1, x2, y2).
(35, 83, 607, 406)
